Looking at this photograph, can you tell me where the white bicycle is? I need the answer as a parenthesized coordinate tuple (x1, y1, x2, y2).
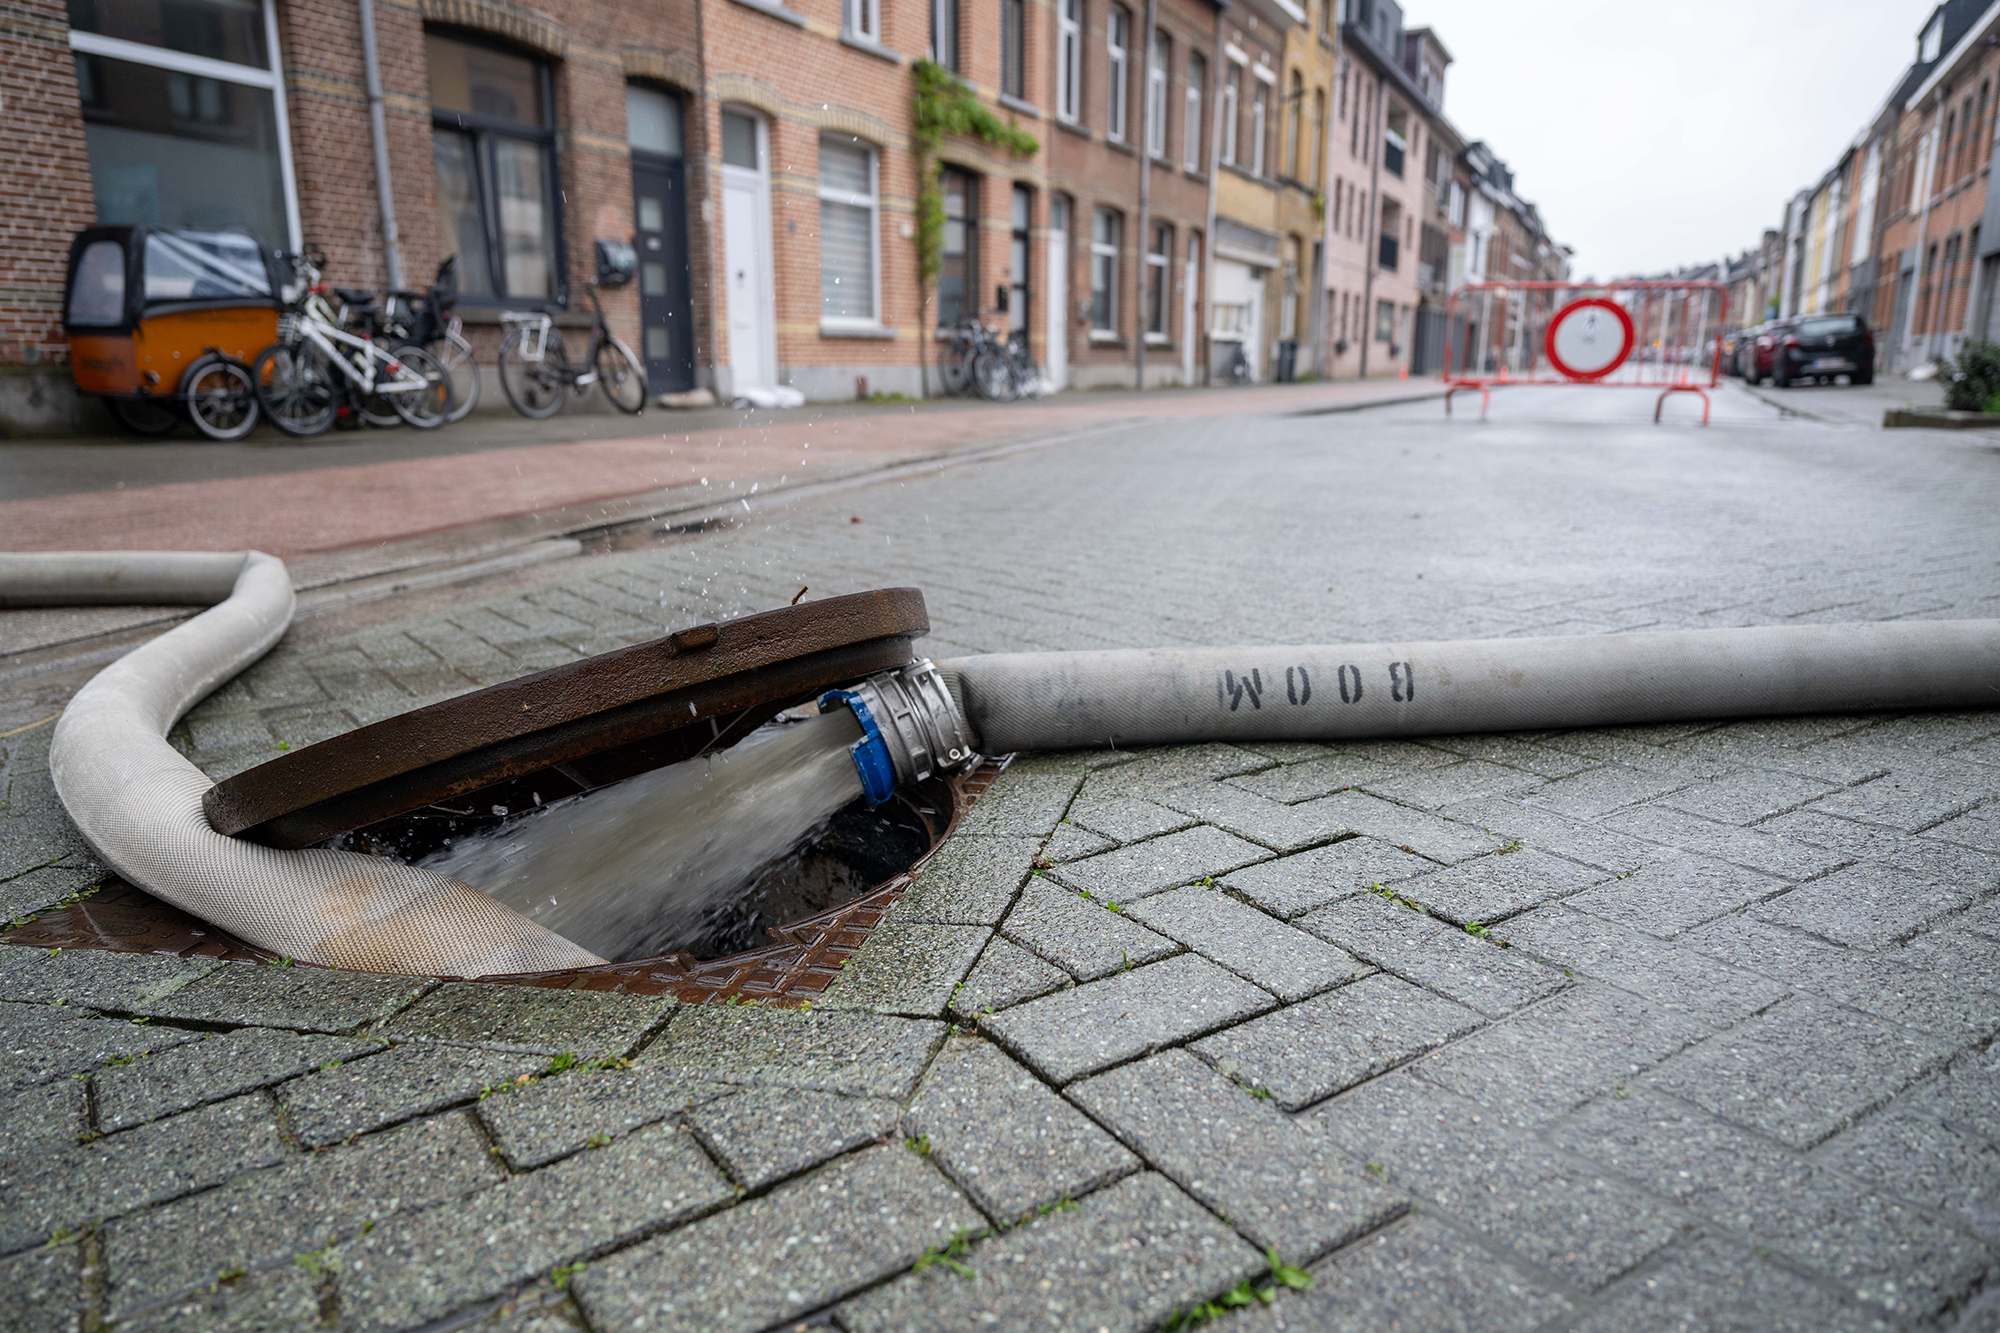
(252, 248, 450, 437)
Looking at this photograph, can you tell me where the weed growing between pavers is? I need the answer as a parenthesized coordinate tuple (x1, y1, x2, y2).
(1162, 1248, 1314, 1328)
(911, 1228, 981, 1278)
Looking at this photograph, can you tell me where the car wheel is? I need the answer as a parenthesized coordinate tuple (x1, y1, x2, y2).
(1853, 367, 1874, 386)
(1772, 362, 1790, 388)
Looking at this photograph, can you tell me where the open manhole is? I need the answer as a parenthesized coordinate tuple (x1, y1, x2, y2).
(9, 591, 1001, 1004)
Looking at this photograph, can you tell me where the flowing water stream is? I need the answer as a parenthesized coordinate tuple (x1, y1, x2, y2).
(421, 709, 866, 961)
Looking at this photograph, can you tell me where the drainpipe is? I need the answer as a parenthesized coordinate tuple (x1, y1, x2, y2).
(1919, 89, 1946, 365)
(1359, 75, 1379, 378)
(358, 0, 405, 289)
(1135, 0, 1158, 391)
(1201, 2, 1223, 386)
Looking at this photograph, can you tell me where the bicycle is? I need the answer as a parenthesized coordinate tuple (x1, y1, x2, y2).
(495, 245, 645, 419)
(251, 248, 450, 437)
(971, 327, 1047, 402)
(379, 255, 479, 423)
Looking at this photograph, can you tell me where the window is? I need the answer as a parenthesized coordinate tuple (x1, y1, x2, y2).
(1280, 236, 1298, 339)
(1008, 185, 1032, 332)
(68, 0, 297, 247)
(1448, 179, 1465, 228)
(67, 240, 126, 325)
(1383, 102, 1406, 177)
(1002, 0, 1025, 97)
(1250, 78, 1267, 175)
(1146, 221, 1170, 337)
(938, 168, 978, 327)
(932, 0, 960, 70)
(429, 32, 558, 302)
(1221, 62, 1239, 166)
(1107, 6, 1130, 142)
(627, 85, 682, 156)
(1147, 30, 1169, 158)
(819, 136, 878, 324)
(1286, 72, 1302, 178)
(845, 0, 879, 41)
(1090, 205, 1120, 333)
(1057, 0, 1081, 122)
(1310, 88, 1324, 187)
(1375, 298, 1393, 341)
(1184, 53, 1205, 171)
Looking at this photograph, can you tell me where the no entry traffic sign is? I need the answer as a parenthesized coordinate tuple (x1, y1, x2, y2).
(1544, 297, 1635, 381)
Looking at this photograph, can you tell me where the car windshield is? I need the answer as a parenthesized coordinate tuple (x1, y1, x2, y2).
(1796, 316, 1860, 338)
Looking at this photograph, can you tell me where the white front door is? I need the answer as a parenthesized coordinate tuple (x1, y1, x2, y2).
(720, 111, 774, 394)
(1046, 198, 1070, 389)
(1181, 257, 1198, 384)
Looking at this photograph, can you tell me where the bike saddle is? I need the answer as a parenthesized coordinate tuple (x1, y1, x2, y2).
(334, 287, 378, 305)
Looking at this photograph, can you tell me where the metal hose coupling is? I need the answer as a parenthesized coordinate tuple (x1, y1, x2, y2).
(819, 659, 980, 806)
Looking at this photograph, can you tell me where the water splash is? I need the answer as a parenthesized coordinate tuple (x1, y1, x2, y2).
(422, 709, 864, 961)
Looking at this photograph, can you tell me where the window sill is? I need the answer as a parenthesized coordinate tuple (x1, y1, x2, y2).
(821, 320, 899, 339)
(839, 31, 899, 61)
(1144, 333, 1172, 346)
(1182, 167, 1207, 182)
(729, 0, 807, 26)
(1088, 332, 1125, 345)
(998, 92, 1041, 116)
(1056, 118, 1093, 140)
(1106, 138, 1136, 156)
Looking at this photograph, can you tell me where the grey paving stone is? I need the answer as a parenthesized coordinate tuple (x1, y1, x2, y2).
(0, 944, 216, 1012)
(1603, 805, 1851, 880)
(1760, 808, 2000, 889)
(1644, 996, 1961, 1149)
(1750, 863, 1975, 948)
(1151, 782, 1358, 853)
(1926, 803, 2000, 853)
(1072, 1049, 1404, 1260)
(0, 1093, 286, 1256)
(101, 1110, 500, 1317)
(1053, 825, 1272, 901)
(1298, 894, 1568, 1018)
(1361, 759, 1542, 811)
(999, 877, 1179, 980)
(1813, 1103, 2000, 1240)
(381, 982, 674, 1059)
(1313, 1073, 1685, 1289)
(570, 1144, 981, 1333)
(478, 1066, 732, 1170)
(888, 835, 1039, 925)
(0, 863, 97, 924)
(1044, 820, 1116, 861)
(1499, 908, 1791, 1024)
(1565, 854, 1790, 939)
(838, 1170, 1264, 1333)
(1903, 1047, 2000, 1147)
(817, 922, 989, 1017)
(1410, 984, 1713, 1124)
(0, 1000, 201, 1093)
(335, 1121, 734, 1333)
(1522, 765, 1691, 819)
(1897, 927, 2000, 1001)
(1658, 769, 1841, 825)
(1190, 973, 1482, 1111)
(1123, 884, 1368, 1001)
(0, 1242, 77, 1333)
(951, 765, 1083, 838)
(984, 954, 1276, 1085)
(1565, 1090, 1989, 1319)
(1682, 915, 2000, 1039)
(641, 1005, 944, 1099)
(947, 934, 1069, 1022)
(115, 1265, 324, 1333)
(1221, 836, 1436, 919)
(1806, 769, 1991, 833)
(1442, 796, 1658, 872)
(279, 1042, 544, 1147)
(0, 1077, 86, 1161)
(905, 1037, 1137, 1221)
(1569, 1236, 1894, 1333)
(1067, 789, 1200, 844)
(1227, 1213, 1571, 1333)
(1303, 792, 1505, 863)
(94, 1027, 378, 1132)
(137, 962, 433, 1034)
(1398, 847, 1611, 925)
(687, 1085, 900, 1190)
(1428, 732, 1602, 779)
(1090, 744, 1277, 792)
(449, 1285, 588, 1333)
(1228, 751, 1400, 804)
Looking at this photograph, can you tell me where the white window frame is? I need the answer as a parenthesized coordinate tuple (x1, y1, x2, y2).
(1091, 205, 1120, 335)
(1183, 55, 1204, 171)
(1250, 80, 1267, 176)
(818, 137, 881, 328)
(1107, 6, 1130, 143)
(1146, 222, 1170, 339)
(68, 0, 302, 250)
(1058, 0, 1082, 123)
(1146, 29, 1168, 158)
(845, 0, 881, 42)
(1220, 61, 1240, 166)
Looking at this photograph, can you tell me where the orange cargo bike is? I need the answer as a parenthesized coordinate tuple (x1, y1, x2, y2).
(63, 226, 281, 440)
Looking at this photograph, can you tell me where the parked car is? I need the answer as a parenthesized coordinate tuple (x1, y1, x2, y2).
(1757, 313, 1875, 387)
(1721, 327, 1753, 377)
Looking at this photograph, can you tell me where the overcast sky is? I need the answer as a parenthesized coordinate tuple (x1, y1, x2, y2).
(1410, 0, 1935, 279)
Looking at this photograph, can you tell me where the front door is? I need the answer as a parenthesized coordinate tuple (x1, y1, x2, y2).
(632, 156, 694, 394)
(721, 110, 775, 394)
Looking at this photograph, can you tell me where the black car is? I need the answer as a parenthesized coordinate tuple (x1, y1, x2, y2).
(1769, 313, 1874, 387)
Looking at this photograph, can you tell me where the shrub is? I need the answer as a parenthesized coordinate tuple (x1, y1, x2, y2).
(1943, 339, 2000, 411)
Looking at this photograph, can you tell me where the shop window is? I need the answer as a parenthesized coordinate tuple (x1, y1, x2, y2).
(1090, 205, 1120, 334)
(429, 31, 559, 302)
(819, 136, 879, 323)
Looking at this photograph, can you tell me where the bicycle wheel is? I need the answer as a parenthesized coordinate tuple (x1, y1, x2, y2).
(596, 337, 647, 414)
(935, 336, 973, 397)
(252, 342, 337, 437)
(498, 328, 567, 419)
(107, 396, 181, 436)
(970, 344, 1018, 402)
(385, 345, 451, 429)
(437, 330, 480, 422)
(182, 354, 260, 441)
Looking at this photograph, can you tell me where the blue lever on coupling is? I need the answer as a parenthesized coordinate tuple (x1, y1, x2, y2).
(819, 688, 898, 807)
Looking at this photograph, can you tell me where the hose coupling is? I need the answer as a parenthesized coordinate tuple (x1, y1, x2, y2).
(819, 658, 980, 806)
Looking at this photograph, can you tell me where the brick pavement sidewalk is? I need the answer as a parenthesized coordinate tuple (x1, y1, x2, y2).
(2, 399, 1998, 1331)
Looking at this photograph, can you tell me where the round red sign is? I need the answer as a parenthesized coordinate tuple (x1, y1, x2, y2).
(1543, 297, 1636, 381)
